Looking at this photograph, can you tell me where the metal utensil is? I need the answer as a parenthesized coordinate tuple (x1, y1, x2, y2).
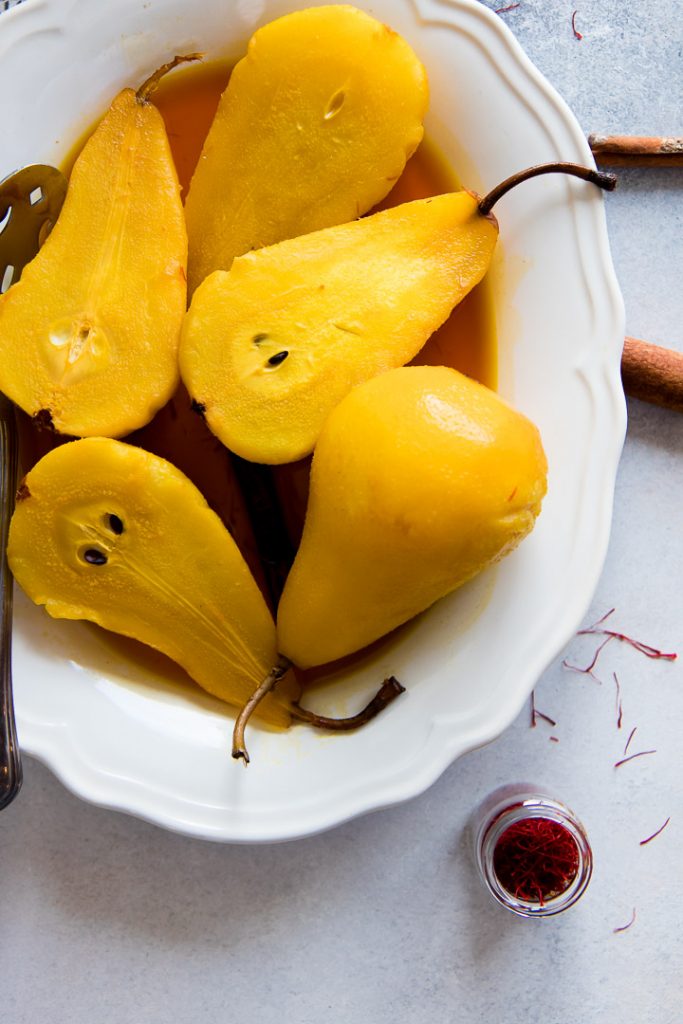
(0, 164, 67, 810)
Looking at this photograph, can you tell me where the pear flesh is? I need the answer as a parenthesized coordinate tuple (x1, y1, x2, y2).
(180, 192, 498, 464)
(0, 76, 187, 438)
(276, 366, 548, 669)
(184, 4, 429, 292)
(8, 438, 292, 727)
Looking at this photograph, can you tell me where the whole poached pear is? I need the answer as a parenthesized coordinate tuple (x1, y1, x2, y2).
(277, 365, 548, 669)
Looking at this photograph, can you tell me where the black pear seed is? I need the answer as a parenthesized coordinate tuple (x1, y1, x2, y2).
(84, 548, 108, 566)
(107, 513, 124, 535)
(267, 350, 289, 367)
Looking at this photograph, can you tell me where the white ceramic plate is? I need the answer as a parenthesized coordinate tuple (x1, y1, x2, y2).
(2, 0, 625, 841)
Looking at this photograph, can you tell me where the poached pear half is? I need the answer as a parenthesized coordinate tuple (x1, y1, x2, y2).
(8, 438, 293, 727)
(180, 191, 498, 464)
(184, 4, 429, 292)
(0, 60, 191, 438)
(276, 365, 548, 669)
(181, 160, 616, 467)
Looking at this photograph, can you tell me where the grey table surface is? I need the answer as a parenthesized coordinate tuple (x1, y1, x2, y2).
(2, 1, 682, 1022)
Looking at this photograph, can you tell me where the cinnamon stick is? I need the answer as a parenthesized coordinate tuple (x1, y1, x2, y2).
(621, 337, 683, 412)
(589, 134, 683, 167)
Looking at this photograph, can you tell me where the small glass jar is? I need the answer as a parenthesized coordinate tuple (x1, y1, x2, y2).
(471, 784, 593, 917)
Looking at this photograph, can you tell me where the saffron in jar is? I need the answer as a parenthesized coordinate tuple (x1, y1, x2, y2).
(471, 786, 593, 917)
(493, 817, 580, 905)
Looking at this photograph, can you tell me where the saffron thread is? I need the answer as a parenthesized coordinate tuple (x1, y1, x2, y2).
(578, 610, 677, 661)
(614, 749, 656, 769)
(562, 635, 612, 681)
(623, 726, 637, 756)
(530, 690, 556, 728)
(571, 10, 583, 39)
(494, 2, 520, 12)
(592, 608, 616, 627)
(613, 672, 623, 729)
(639, 817, 670, 846)
(613, 908, 636, 933)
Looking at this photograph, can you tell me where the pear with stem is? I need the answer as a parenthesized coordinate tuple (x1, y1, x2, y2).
(0, 56, 199, 438)
(232, 363, 549, 761)
(182, 162, 615, 466)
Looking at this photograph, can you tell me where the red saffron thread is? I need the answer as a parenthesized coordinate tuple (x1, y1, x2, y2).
(495, 2, 520, 12)
(562, 635, 612, 681)
(493, 818, 579, 905)
(623, 725, 637, 755)
(613, 672, 623, 729)
(571, 10, 583, 39)
(593, 608, 615, 627)
(530, 691, 557, 728)
(640, 817, 670, 846)
(578, 611, 677, 661)
(613, 908, 636, 933)
(549, 735, 560, 743)
(614, 749, 656, 769)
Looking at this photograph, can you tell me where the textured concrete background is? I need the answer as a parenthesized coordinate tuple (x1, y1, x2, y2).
(2, 2, 682, 1022)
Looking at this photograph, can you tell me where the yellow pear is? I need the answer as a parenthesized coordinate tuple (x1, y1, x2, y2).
(0, 58, 194, 438)
(8, 437, 293, 726)
(277, 365, 548, 669)
(184, 5, 428, 292)
(181, 160, 615, 466)
(180, 191, 498, 464)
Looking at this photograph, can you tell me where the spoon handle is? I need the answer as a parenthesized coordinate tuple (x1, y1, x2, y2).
(0, 392, 21, 810)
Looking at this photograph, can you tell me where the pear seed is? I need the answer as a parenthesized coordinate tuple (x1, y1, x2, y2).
(267, 351, 289, 367)
(84, 548, 107, 566)
(323, 89, 346, 121)
(107, 513, 124, 534)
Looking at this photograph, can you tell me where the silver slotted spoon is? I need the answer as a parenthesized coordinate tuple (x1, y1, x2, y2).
(0, 163, 67, 810)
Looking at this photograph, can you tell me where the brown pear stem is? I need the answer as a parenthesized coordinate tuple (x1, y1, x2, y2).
(478, 162, 617, 216)
(135, 53, 204, 105)
(232, 664, 406, 764)
(231, 655, 292, 764)
(290, 676, 406, 731)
